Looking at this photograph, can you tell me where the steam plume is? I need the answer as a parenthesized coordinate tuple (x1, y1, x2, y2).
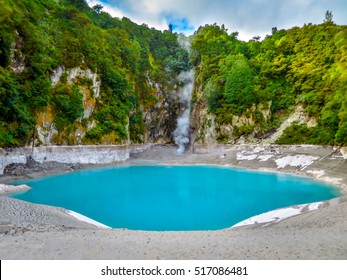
(174, 69, 194, 154)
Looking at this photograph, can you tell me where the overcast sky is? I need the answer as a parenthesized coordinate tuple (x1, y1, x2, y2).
(86, 0, 347, 41)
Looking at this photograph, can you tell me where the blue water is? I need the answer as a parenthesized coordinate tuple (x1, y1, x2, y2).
(9, 165, 341, 231)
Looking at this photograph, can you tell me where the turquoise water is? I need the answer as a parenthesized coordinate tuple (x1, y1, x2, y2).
(9, 165, 341, 231)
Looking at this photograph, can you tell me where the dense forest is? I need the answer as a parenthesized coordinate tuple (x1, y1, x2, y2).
(191, 20, 347, 145)
(0, 0, 346, 147)
(0, 0, 190, 146)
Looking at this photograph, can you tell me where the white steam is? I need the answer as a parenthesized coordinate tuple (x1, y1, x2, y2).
(177, 34, 192, 52)
(173, 69, 194, 154)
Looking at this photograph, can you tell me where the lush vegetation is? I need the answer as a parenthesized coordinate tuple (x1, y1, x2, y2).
(0, 0, 190, 146)
(191, 20, 347, 145)
(1, 0, 346, 147)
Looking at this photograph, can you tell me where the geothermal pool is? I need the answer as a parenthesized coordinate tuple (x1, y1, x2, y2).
(10, 165, 341, 230)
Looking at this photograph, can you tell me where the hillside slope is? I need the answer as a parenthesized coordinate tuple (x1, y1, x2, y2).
(1, 1, 346, 148)
(190, 23, 347, 146)
(0, 0, 190, 147)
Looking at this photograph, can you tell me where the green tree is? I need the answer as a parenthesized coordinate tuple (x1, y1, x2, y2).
(92, 4, 103, 14)
(223, 55, 256, 114)
(51, 84, 84, 130)
(324, 10, 333, 23)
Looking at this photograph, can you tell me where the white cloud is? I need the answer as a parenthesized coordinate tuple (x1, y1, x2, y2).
(87, 0, 347, 41)
(86, 0, 168, 31)
(86, 0, 125, 19)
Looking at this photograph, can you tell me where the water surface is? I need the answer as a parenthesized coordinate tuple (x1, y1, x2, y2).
(10, 165, 341, 230)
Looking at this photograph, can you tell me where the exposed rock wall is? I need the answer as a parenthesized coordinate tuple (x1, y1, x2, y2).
(0, 149, 27, 176)
(10, 32, 25, 73)
(0, 145, 151, 175)
(51, 66, 101, 97)
(190, 102, 218, 146)
(143, 82, 181, 144)
(35, 66, 182, 146)
(30, 145, 130, 165)
(261, 105, 317, 144)
(36, 66, 101, 146)
(190, 86, 317, 146)
(12, 65, 323, 148)
(190, 95, 274, 145)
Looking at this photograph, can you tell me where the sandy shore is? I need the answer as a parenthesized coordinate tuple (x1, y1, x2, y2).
(0, 144, 346, 259)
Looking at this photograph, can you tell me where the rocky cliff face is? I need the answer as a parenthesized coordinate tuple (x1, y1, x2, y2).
(35, 66, 101, 146)
(143, 82, 182, 144)
(4, 24, 324, 149)
(32, 64, 319, 148)
(189, 86, 317, 146)
(33, 66, 184, 146)
(0, 0, 193, 148)
(0, 144, 152, 175)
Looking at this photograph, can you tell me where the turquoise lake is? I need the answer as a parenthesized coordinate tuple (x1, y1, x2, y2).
(10, 165, 341, 231)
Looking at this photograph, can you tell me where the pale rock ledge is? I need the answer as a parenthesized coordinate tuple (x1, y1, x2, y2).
(0, 183, 31, 194)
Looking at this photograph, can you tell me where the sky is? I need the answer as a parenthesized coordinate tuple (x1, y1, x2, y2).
(86, 0, 347, 41)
